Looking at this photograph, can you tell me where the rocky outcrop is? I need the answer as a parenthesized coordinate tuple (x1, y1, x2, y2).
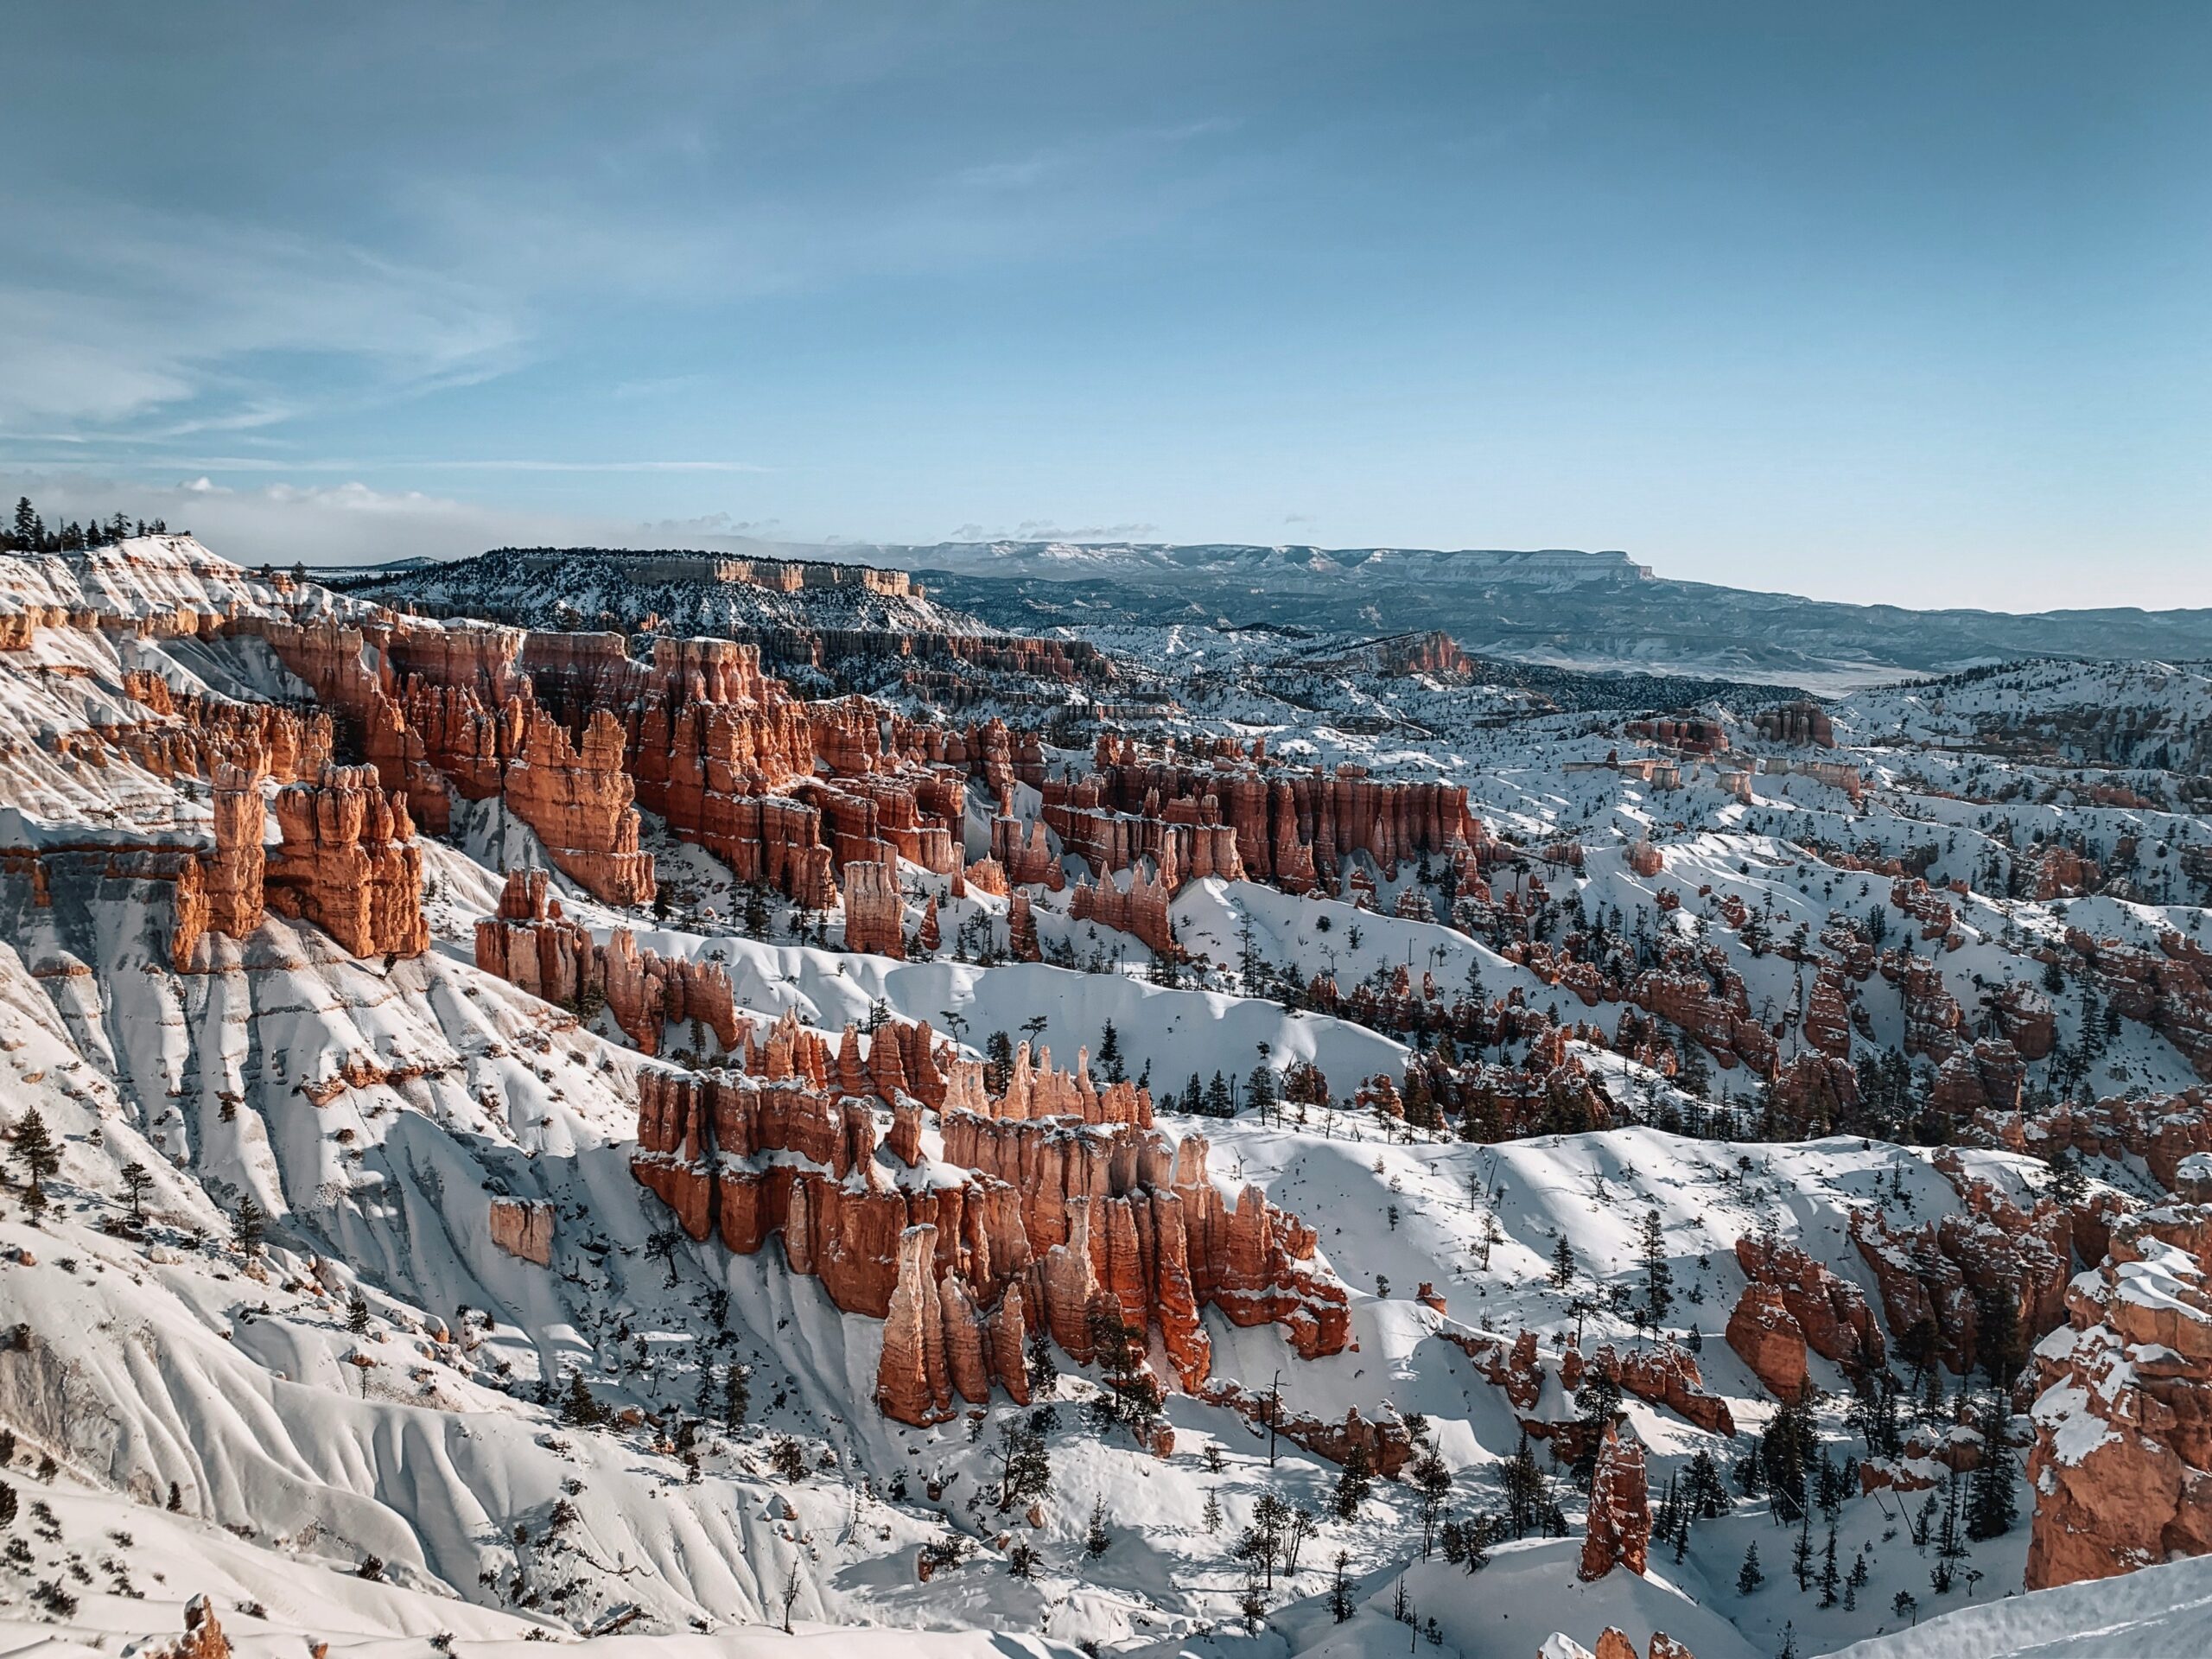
(2026, 1203, 2212, 1588)
(1981, 1090, 2212, 1193)
(1580, 1425, 1650, 1580)
(501, 706, 656, 906)
(2067, 929, 2212, 1082)
(1851, 1152, 2101, 1379)
(1753, 700, 1834, 747)
(1052, 734, 1483, 892)
(1886, 949, 1965, 1060)
(488, 1198, 554, 1265)
(1069, 859, 1179, 957)
(1725, 1284, 1808, 1400)
(1734, 1235, 1883, 1376)
(474, 870, 740, 1057)
(1802, 967, 1853, 1058)
(990, 816, 1065, 890)
(632, 1020, 1349, 1432)
(1629, 963, 1777, 1075)
(263, 766, 428, 959)
(1597, 1344, 1735, 1437)
(1007, 890, 1040, 962)
(840, 858, 906, 958)
(145, 1597, 232, 1659)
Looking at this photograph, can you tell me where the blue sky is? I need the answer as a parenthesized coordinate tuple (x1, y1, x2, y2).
(3, 2, 2207, 607)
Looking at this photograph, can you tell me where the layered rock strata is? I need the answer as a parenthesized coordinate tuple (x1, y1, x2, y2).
(630, 1020, 1348, 1428)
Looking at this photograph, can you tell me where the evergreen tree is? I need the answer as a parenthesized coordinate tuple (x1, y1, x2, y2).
(1548, 1235, 1577, 1289)
(1204, 1071, 1234, 1117)
(120, 1161, 153, 1224)
(12, 1109, 59, 1207)
(1096, 1021, 1126, 1084)
(1501, 1431, 1551, 1539)
(1638, 1208, 1674, 1323)
(232, 1193, 266, 1256)
(1332, 1440, 1375, 1520)
(346, 1293, 370, 1335)
(1735, 1541, 1764, 1594)
(1967, 1394, 2018, 1540)
(561, 1369, 608, 1427)
(994, 1419, 1052, 1510)
(1202, 1488, 1224, 1534)
(1409, 1446, 1453, 1554)
(722, 1363, 751, 1426)
(1084, 1496, 1112, 1557)
(984, 1030, 1014, 1095)
(1246, 1063, 1280, 1124)
(1571, 1369, 1623, 1488)
(2048, 1147, 2087, 1205)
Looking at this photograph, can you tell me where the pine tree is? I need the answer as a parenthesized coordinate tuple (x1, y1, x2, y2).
(120, 1161, 153, 1224)
(1410, 1446, 1453, 1553)
(1736, 1541, 1764, 1594)
(561, 1369, 607, 1427)
(1084, 1496, 1111, 1557)
(1204, 1071, 1234, 1117)
(13, 1109, 60, 1206)
(1332, 1440, 1374, 1520)
(1096, 1020, 1126, 1084)
(346, 1293, 370, 1334)
(2048, 1147, 2087, 1205)
(1328, 1550, 1355, 1621)
(232, 1193, 265, 1256)
(1818, 1522, 1840, 1606)
(1638, 1208, 1674, 1322)
(1502, 1430, 1548, 1538)
(1967, 1394, 2017, 1540)
(722, 1363, 751, 1426)
(1548, 1235, 1577, 1288)
(1246, 1063, 1280, 1124)
(994, 1420, 1052, 1510)
(1202, 1488, 1224, 1534)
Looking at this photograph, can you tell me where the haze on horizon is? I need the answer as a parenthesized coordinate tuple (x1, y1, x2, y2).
(3, 2, 2207, 612)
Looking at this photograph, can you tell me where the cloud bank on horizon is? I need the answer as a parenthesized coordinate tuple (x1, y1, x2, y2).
(3, 2, 2207, 607)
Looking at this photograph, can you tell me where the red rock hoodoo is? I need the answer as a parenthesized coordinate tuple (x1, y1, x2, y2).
(629, 1016, 1350, 1432)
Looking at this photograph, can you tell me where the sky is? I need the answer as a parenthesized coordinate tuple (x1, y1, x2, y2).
(2, 2, 2208, 608)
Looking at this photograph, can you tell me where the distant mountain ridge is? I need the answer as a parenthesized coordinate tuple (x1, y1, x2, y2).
(816, 540, 2212, 690)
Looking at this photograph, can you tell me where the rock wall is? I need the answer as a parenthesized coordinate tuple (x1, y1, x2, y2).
(629, 1019, 1348, 1430)
(1049, 733, 1483, 893)
(840, 858, 906, 958)
(1580, 1425, 1650, 1580)
(2026, 1200, 2212, 1588)
(1068, 860, 1179, 957)
(474, 870, 739, 1056)
(264, 765, 429, 959)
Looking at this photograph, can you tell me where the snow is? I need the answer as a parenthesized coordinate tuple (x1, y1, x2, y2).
(0, 532, 2207, 1659)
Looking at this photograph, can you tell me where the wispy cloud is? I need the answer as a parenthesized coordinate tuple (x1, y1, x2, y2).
(0, 195, 525, 439)
(0, 454, 769, 475)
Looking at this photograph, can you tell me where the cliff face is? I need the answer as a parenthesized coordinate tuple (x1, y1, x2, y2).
(474, 870, 739, 1057)
(264, 766, 430, 959)
(630, 1016, 1349, 1431)
(1050, 733, 1484, 895)
(2027, 1200, 2212, 1589)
